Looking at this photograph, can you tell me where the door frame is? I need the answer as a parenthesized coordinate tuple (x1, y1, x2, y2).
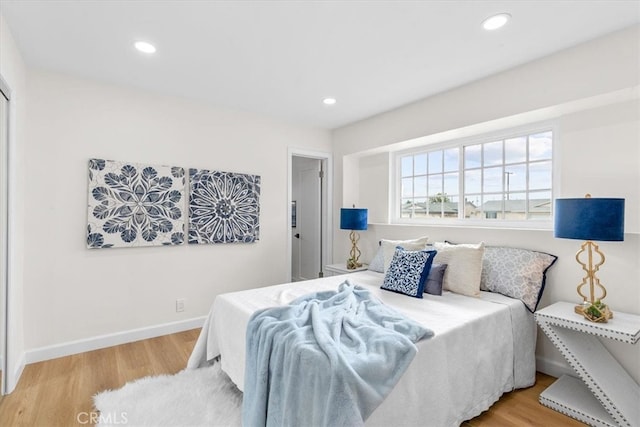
(287, 148, 332, 282)
(0, 74, 11, 395)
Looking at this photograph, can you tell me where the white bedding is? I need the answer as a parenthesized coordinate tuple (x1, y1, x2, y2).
(188, 271, 536, 426)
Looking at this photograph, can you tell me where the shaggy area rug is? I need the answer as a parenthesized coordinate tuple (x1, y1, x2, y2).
(93, 362, 242, 427)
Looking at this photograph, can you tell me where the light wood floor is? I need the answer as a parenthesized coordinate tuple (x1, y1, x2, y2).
(0, 328, 584, 427)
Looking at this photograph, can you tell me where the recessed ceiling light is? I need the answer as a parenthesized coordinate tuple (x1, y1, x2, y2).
(322, 98, 337, 105)
(482, 13, 511, 31)
(134, 41, 156, 54)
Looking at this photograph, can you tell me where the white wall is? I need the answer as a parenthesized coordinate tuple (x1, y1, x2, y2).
(332, 25, 640, 382)
(21, 69, 331, 353)
(0, 12, 27, 392)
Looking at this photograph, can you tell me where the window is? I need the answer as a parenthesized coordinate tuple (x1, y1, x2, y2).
(397, 129, 553, 224)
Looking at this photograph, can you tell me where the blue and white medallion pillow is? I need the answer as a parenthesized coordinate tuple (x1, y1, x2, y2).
(381, 247, 437, 298)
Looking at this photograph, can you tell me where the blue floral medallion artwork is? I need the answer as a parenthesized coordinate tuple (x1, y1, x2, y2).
(87, 159, 186, 249)
(188, 169, 261, 244)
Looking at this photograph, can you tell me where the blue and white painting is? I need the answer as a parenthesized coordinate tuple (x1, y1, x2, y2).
(188, 169, 261, 244)
(87, 158, 186, 249)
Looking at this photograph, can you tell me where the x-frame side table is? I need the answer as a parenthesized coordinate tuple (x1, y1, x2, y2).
(536, 302, 640, 427)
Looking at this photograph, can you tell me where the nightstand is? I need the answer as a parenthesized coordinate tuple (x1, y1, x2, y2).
(535, 302, 640, 427)
(324, 263, 368, 277)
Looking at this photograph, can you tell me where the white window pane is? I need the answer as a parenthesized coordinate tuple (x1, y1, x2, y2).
(429, 193, 451, 203)
(401, 199, 413, 218)
(483, 141, 503, 166)
(464, 169, 481, 194)
(414, 154, 427, 175)
(443, 172, 458, 196)
(444, 148, 458, 172)
(505, 137, 527, 164)
(414, 176, 427, 197)
(528, 191, 552, 219)
(482, 194, 505, 220)
(429, 151, 443, 174)
(464, 144, 481, 169)
(504, 165, 526, 193)
(529, 161, 552, 190)
(483, 166, 503, 193)
(402, 177, 413, 198)
(428, 175, 442, 195)
(507, 192, 526, 200)
(413, 198, 427, 217)
(464, 196, 479, 219)
(428, 195, 445, 217)
(530, 131, 552, 161)
(503, 193, 527, 220)
(401, 156, 413, 177)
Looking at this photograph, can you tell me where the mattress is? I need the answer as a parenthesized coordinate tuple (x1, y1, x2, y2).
(188, 270, 536, 426)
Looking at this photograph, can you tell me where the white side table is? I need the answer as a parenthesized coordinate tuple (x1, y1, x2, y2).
(536, 302, 640, 427)
(324, 263, 368, 277)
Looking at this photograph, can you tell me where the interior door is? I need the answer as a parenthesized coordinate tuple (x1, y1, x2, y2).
(291, 157, 322, 281)
(298, 161, 321, 280)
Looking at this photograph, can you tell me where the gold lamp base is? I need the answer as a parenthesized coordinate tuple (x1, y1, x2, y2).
(346, 230, 362, 270)
(574, 240, 613, 323)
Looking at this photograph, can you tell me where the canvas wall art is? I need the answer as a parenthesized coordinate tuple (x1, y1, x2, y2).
(189, 168, 261, 244)
(87, 158, 186, 249)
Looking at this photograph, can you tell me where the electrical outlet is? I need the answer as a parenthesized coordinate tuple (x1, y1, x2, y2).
(176, 298, 186, 312)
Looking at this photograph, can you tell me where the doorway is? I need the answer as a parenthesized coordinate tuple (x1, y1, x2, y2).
(288, 149, 331, 282)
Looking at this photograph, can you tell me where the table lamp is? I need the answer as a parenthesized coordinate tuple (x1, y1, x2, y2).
(340, 207, 368, 269)
(554, 194, 625, 322)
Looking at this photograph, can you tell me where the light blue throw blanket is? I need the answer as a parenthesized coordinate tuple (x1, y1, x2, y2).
(243, 281, 433, 427)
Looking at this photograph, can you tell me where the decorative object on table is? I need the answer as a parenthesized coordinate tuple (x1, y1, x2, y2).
(188, 168, 261, 244)
(554, 194, 625, 322)
(340, 206, 368, 269)
(87, 158, 185, 249)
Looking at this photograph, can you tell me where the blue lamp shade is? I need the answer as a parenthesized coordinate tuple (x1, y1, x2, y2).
(554, 198, 625, 242)
(340, 208, 368, 231)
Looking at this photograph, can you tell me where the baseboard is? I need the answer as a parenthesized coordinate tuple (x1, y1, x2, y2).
(536, 355, 575, 378)
(24, 316, 206, 365)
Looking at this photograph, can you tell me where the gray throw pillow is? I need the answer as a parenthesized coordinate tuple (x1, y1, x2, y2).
(424, 264, 447, 296)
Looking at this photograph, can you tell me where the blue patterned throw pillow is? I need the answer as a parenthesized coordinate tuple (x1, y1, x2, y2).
(381, 247, 437, 298)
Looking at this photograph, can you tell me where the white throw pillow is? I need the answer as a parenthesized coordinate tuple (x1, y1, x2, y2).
(380, 236, 429, 272)
(433, 242, 485, 297)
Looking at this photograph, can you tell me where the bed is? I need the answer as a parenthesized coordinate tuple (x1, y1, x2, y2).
(188, 267, 540, 426)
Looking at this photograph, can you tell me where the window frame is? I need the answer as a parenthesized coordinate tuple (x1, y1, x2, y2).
(391, 122, 558, 229)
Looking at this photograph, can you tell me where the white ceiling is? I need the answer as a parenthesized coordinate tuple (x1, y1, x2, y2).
(1, 1, 639, 129)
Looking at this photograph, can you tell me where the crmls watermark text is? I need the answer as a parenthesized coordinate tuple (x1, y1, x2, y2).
(77, 411, 128, 425)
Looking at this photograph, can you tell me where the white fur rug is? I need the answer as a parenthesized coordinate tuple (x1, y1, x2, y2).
(93, 363, 242, 427)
